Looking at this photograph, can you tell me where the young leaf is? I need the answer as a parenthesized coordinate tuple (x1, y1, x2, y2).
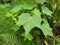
(21, 32, 33, 41)
(32, 8, 41, 16)
(41, 6, 52, 16)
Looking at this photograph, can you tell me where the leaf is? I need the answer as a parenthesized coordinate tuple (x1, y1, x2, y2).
(16, 13, 42, 35)
(57, 0, 60, 8)
(32, 8, 41, 16)
(21, 0, 36, 9)
(40, 18, 54, 37)
(35, 0, 47, 4)
(0, 4, 10, 9)
(41, 6, 52, 16)
(21, 32, 33, 41)
(56, 38, 60, 43)
(11, 5, 22, 14)
(56, 44, 60, 45)
(6, 12, 12, 17)
(16, 13, 53, 37)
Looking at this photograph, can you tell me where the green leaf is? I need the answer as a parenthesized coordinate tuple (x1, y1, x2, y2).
(21, 32, 33, 41)
(11, 5, 22, 14)
(41, 6, 52, 16)
(6, 12, 12, 17)
(32, 8, 41, 16)
(40, 19, 53, 37)
(56, 38, 60, 43)
(0, 4, 10, 9)
(57, 0, 60, 8)
(35, 0, 47, 4)
(21, 0, 36, 9)
(16, 13, 42, 35)
(56, 43, 60, 45)
(16, 13, 53, 37)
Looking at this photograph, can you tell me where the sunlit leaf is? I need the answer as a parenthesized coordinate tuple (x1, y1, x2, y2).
(21, 32, 33, 41)
(32, 8, 41, 16)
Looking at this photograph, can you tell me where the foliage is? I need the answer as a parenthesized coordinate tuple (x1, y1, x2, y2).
(0, 0, 60, 45)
